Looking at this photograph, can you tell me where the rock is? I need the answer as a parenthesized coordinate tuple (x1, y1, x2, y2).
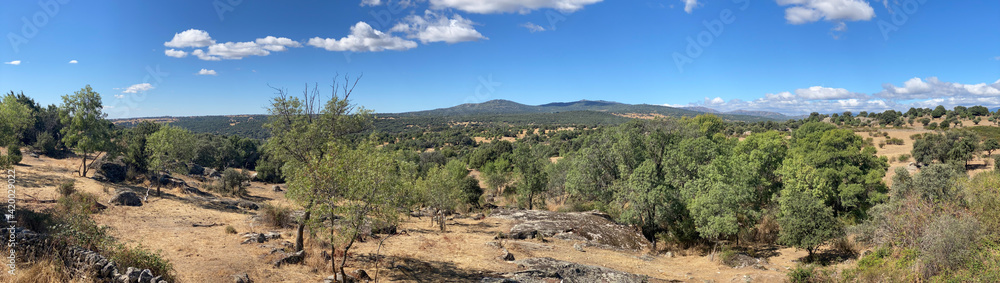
(264, 231, 282, 240)
(273, 250, 305, 267)
(490, 209, 651, 251)
(500, 249, 515, 261)
(232, 272, 253, 283)
(497, 257, 651, 283)
(125, 267, 142, 282)
(138, 269, 154, 283)
(472, 213, 485, 220)
(273, 185, 282, 192)
(29, 152, 39, 158)
(351, 269, 371, 281)
(110, 191, 143, 206)
(573, 243, 586, 252)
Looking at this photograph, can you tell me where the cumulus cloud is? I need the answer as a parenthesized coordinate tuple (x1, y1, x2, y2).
(164, 29, 216, 48)
(429, 0, 602, 14)
(776, 0, 875, 24)
(164, 49, 188, 58)
(391, 11, 487, 44)
(680, 77, 1000, 115)
(521, 22, 546, 32)
(876, 77, 1000, 100)
(682, 0, 699, 13)
(163, 30, 301, 60)
(308, 22, 417, 52)
(197, 69, 218, 76)
(4, 60, 21, 65)
(122, 83, 154, 94)
(361, 0, 381, 6)
(68, 60, 78, 64)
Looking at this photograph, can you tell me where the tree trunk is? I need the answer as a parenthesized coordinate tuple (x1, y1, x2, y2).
(339, 236, 356, 282)
(296, 209, 312, 252)
(80, 152, 88, 177)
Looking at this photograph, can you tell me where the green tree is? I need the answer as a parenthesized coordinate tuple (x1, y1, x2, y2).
(263, 76, 372, 253)
(984, 138, 1000, 157)
(931, 105, 946, 118)
(417, 159, 475, 230)
(0, 92, 35, 147)
(512, 144, 548, 210)
(777, 189, 840, 261)
(60, 85, 113, 177)
(146, 125, 195, 196)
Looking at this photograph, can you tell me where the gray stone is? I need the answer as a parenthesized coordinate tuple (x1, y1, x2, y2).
(351, 269, 371, 281)
(273, 250, 305, 267)
(232, 272, 253, 283)
(500, 249, 515, 261)
(139, 269, 154, 283)
(110, 191, 143, 206)
(573, 243, 586, 252)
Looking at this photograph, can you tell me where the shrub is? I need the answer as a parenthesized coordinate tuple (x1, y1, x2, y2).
(33, 132, 57, 156)
(919, 214, 980, 277)
(225, 225, 237, 234)
(56, 180, 76, 197)
(219, 168, 249, 196)
(887, 138, 904, 145)
(107, 243, 176, 282)
(6, 144, 22, 164)
(57, 192, 103, 215)
(259, 203, 291, 228)
(898, 154, 911, 162)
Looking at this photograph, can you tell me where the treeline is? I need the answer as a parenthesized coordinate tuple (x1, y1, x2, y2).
(0, 87, 265, 189)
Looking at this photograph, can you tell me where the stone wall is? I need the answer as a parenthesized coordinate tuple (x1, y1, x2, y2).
(13, 227, 171, 283)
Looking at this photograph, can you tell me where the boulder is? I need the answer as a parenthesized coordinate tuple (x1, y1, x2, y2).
(490, 209, 650, 251)
(500, 257, 652, 283)
(273, 250, 305, 267)
(232, 272, 253, 283)
(110, 191, 143, 206)
(500, 249, 515, 261)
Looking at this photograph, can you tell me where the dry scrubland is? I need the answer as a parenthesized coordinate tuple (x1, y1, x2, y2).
(5, 111, 1000, 283)
(3, 152, 827, 283)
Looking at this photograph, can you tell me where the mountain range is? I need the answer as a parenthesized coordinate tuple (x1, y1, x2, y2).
(387, 99, 792, 121)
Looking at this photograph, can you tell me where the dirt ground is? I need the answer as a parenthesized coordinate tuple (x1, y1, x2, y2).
(4, 153, 831, 283)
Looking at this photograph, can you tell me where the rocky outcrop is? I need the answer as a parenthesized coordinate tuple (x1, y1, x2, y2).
(490, 209, 651, 251)
(13, 228, 172, 283)
(483, 257, 651, 283)
(110, 191, 143, 206)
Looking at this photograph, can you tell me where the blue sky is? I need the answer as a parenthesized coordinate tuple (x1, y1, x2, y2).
(1, 0, 998, 118)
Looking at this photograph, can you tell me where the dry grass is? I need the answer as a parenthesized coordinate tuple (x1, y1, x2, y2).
(1, 258, 86, 283)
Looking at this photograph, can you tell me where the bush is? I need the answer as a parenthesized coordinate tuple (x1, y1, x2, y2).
(107, 243, 176, 282)
(919, 214, 980, 277)
(887, 138, 904, 145)
(57, 192, 103, 215)
(33, 132, 57, 156)
(898, 154, 911, 162)
(208, 168, 250, 196)
(225, 225, 237, 234)
(259, 203, 291, 228)
(6, 144, 22, 164)
(56, 180, 76, 197)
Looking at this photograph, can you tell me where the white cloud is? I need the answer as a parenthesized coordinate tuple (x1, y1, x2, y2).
(682, 77, 1000, 115)
(520, 22, 546, 33)
(875, 77, 1000, 100)
(164, 29, 216, 48)
(191, 49, 221, 61)
(795, 86, 863, 100)
(197, 69, 218, 76)
(114, 94, 125, 99)
(429, 0, 602, 14)
(4, 60, 21, 65)
(122, 83, 154, 94)
(361, 0, 382, 6)
(68, 60, 78, 64)
(164, 49, 188, 58)
(776, 0, 875, 24)
(255, 36, 302, 51)
(163, 30, 301, 60)
(308, 22, 417, 52)
(391, 11, 487, 44)
(682, 0, 699, 13)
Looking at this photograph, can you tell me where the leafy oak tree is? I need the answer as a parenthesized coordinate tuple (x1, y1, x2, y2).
(60, 85, 113, 177)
